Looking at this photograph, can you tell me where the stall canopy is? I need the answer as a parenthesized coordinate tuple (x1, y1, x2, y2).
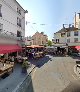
(75, 46, 80, 50)
(26, 45, 44, 48)
(0, 44, 22, 54)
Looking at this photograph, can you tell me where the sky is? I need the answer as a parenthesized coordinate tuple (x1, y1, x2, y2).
(16, 0, 80, 40)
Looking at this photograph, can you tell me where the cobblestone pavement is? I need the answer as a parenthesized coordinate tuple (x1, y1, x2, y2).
(27, 55, 80, 92)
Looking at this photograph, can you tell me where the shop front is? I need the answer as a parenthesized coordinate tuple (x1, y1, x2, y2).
(0, 44, 22, 78)
(68, 46, 80, 56)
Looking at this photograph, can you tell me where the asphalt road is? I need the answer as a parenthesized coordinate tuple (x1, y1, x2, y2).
(26, 55, 80, 92)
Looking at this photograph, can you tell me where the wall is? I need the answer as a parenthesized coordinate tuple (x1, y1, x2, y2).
(32, 32, 48, 45)
(54, 30, 80, 46)
(0, 0, 25, 45)
(54, 32, 66, 43)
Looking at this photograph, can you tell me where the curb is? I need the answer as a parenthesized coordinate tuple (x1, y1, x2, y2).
(12, 65, 36, 92)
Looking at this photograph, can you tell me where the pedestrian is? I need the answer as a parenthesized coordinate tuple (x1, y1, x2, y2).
(11, 56, 15, 62)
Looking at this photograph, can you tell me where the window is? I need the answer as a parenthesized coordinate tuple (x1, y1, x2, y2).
(19, 10, 21, 15)
(74, 31, 78, 36)
(0, 4, 2, 17)
(17, 8, 18, 12)
(42, 41, 44, 44)
(17, 7, 21, 15)
(74, 38, 78, 42)
(67, 32, 70, 37)
(57, 39, 59, 43)
(30, 42, 32, 45)
(17, 31, 21, 37)
(17, 17, 21, 27)
(61, 32, 65, 37)
(67, 39, 70, 43)
(0, 23, 3, 30)
(56, 39, 59, 43)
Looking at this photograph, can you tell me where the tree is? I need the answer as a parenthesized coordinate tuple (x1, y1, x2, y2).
(48, 40, 52, 46)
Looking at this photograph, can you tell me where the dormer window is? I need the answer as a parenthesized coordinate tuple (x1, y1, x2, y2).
(0, 4, 2, 17)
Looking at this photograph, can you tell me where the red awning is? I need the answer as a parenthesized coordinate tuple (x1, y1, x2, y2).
(0, 45, 22, 54)
(75, 46, 80, 50)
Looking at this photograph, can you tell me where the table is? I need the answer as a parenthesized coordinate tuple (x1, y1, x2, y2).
(0, 64, 13, 71)
(0, 63, 14, 77)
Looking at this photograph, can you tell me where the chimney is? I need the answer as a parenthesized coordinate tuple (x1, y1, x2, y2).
(75, 12, 76, 28)
(72, 25, 74, 30)
(72, 25, 74, 28)
(69, 24, 71, 28)
(41, 32, 44, 35)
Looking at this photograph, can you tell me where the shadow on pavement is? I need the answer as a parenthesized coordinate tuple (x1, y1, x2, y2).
(61, 81, 80, 92)
(28, 55, 51, 68)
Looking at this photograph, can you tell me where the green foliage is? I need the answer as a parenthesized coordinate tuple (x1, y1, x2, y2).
(48, 40, 52, 46)
(22, 60, 30, 69)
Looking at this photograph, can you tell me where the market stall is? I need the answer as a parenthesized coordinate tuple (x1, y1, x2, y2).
(26, 45, 45, 59)
(0, 63, 14, 77)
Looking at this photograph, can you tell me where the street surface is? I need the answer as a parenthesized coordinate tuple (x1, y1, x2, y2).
(0, 63, 27, 92)
(27, 55, 80, 92)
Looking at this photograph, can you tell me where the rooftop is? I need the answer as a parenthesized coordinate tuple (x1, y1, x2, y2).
(55, 27, 78, 34)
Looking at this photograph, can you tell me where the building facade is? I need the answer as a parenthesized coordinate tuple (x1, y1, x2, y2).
(54, 27, 80, 46)
(54, 12, 80, 47)
(32, 32, 48, 46)
(0, 0, 27, 46)
(0, 0, 28, 56)
(74, 13, 80, 28)
(25, 36, 33, 46)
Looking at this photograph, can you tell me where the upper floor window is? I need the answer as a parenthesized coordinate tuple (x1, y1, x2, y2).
(67, 39, 70, 43)
(61, 32, 65, 37)
(19, 10, 21, 15)
(67, 32, 70, 37)
(74, 31, 78, 36)
(17, 31, 21, 37)
(17, 7, 21, 15)
(17, 17, 21, 27)
(0, 23, 3, 29)
(0, 4, 2, 17)
(56, 39, 59, 43)
(74, 38, 78, 42)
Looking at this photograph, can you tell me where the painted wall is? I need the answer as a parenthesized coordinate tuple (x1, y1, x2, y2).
(0, 0, 25, 45)
(54, 30, 80, 46)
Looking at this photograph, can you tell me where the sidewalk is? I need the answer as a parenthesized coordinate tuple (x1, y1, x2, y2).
(0, 63, 36, 92)
(12, 64, 36, 92)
